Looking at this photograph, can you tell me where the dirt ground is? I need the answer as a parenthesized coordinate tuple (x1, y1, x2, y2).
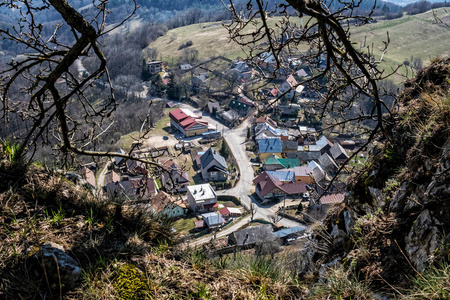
(145, 134, 178, 149)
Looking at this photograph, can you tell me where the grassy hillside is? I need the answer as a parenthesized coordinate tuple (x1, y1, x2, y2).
(146, 8, 449, 82)
(350, 8, 450, 81)
(145, 17, 303, 63)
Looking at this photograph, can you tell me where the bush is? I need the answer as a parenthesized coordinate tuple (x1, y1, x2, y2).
(178, 40, 193, 50)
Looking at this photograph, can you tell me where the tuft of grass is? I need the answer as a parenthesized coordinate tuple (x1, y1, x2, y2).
(0, 139, 23, 165)
(408, 262, 450, 299)
(310, 266, 373, 299)
(238, 256, 285, 285)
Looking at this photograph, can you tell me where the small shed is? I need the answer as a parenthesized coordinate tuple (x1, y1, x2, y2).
(201, 212, 224, 229)
(219, 207, 242, 218)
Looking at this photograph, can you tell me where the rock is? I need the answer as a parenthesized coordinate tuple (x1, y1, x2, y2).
(33, 241, 81, 288)
(389, 181, 408, 212)
(404, 194, 421, 211)
(369, 187, 384, 207)
(405, 210, 440, 271)
(343, 210, 353, 234)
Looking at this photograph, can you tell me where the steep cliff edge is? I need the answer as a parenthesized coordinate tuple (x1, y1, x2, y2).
(300, 58, 450, 293)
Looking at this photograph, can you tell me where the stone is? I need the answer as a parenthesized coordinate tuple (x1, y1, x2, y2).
(389, 181, 408, 212)
(343, 210, 353, 234)
(405, 210, 440, 271)
(34, 241, 81, 288)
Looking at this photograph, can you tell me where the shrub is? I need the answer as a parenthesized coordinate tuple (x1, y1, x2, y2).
(178, 40, 193, 50)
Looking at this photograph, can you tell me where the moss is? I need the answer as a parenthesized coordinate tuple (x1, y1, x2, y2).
(112, 263, 150, 300)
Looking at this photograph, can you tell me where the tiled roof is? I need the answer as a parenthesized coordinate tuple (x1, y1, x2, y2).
(253, 171, 307, 197)
(319, 153, 338, 169)
(255, 115, 277, 127)
(202, 212, 224, 227)
(286, 74, 298, 88)
(219, 207, 241, 216)
(151, 191, 184, 213)
(230, 224, 275, 246)
(273, 226, 306, 238)
(320, 193, 345, 205)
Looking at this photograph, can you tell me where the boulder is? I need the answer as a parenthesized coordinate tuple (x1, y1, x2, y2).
(33, 241, 81, 288)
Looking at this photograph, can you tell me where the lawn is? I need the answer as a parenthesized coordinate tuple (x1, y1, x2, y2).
(171, 215, 197, 235)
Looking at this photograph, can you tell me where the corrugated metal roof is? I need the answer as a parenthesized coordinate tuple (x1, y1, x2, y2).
(258, 138, 282, 154)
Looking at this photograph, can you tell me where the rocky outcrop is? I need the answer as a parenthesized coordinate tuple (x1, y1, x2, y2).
(297, 58, 450, 287)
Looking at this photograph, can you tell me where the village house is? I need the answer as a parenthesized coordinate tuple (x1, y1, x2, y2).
(105, 176, 157, 200)
(278, 74, 305, 99)
(318, 153, 339, 175)
(221, 109, 241, 126)
(278, 166, 314, 185)
(287, 150, 321, 163)
(191, 73, 208, 88)
(199, 147, 228, 181)
(169, 108, 210, 137)
(330, 143, 350, 164)
(253, 171, 307, 201)
(263, 154, 300, 171)
(207, 102, 221, 115)
(186, 183, 218, 213)
(79, 165, 96, 189)
(307, 160, 327, 183)
(308, 136, 333, 154)
(229, 96, 255, 114)
(147, 60, 163, 75)
(255, 115, 278, 128)
(258, 137, 283, 161)
(149, 191, 187, 218)
(315, 193, 345, 213)
(266, 170, 296, 182)
(160, 160, 190, 193)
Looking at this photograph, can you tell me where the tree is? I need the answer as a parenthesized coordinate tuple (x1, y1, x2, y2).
(219, 139, 230, 159)
(0, 0, 169, 172)
(250, 203, 257, 221)
(223, 0, 397, 193)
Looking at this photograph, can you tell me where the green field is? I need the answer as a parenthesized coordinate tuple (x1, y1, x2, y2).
(146, 9, 450, 82)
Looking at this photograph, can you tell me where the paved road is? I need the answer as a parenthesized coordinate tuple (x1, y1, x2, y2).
(176, 101, 304, 229)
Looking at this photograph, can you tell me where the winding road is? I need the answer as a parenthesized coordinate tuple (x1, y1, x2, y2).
(174, 102, 305, 243)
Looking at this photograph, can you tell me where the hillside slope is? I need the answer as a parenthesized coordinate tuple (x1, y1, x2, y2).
(0, 61, 449, 298)
(297, 58, 450, 297)
(146, 8, 450, 80)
